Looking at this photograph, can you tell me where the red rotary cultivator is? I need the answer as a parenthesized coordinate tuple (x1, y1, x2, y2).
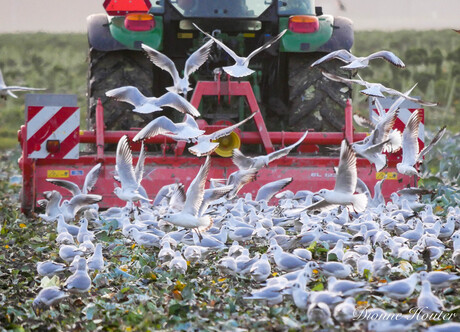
(17, 76, 422, 214)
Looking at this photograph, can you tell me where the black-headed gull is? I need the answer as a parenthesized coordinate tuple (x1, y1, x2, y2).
(396, 110, 446, 176)
(32, 286, 68, 314)
(322, 71, 438, 106)
(311, 49, 405, 69)
(232, 130, 308, 171)
(114, 135, 150, 203)
(307, 139, 368, 213)
(0, 68, 45, 99)
(133, 114, 204, 142)
(142, 40, 213, 96)
(162, 156, 213, 236)
(188, 112, 255, 157)
(193, 23, 287, 78)
(106, 86, 200, 116)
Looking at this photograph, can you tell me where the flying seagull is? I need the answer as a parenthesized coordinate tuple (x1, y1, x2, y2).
(106, 86, 200, 117)
(189, 112, 256, 157)
(114, 135, 150, 203)
(142, 40, 213, 97)
(396, 110, 446, 176)
(232, 130, 308, 171)
(322, 72, 437, 106)
(311, 49, 405, 70)
(0, 68, 45, 99)
(133, 114, 205, 142)
(193, 23, 287, 78)
(306, 139, 368, 213)
(162, 156, 214, 237)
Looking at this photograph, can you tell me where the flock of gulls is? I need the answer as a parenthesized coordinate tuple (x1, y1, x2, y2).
(30, 26, 460, 331)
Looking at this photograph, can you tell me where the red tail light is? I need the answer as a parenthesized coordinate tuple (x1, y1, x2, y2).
(46, 140, 60, 154)
(124, 12, 155, 31)
(104, 0, 151, 15)
(288, 15, 319, 33)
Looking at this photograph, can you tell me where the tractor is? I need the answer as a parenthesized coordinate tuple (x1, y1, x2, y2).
(87, 0, 354, 133)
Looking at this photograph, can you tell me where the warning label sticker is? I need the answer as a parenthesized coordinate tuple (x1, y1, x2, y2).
(47, 170, 69, 178)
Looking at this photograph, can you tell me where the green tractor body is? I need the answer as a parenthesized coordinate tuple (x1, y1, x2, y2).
(87, 0, 353, 133)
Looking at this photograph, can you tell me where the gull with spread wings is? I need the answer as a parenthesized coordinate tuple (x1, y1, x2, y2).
(0, 68, 45, 99)
(311, 49, 405, 70)
(322, 71, 437, 106)
(106, 86, 200, 117)
(189, 112, 256, 157)
(193, 23, 287, 78)
(232, 130, 308, 171)
(142, 40, 213, 97)
(133, 114, 205, 142)
(306, 139, 368, 213)
(396, 110, 446, 176)
(162, 156, 214, 238)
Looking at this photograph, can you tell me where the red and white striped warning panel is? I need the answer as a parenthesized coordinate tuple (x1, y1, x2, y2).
(26, 106, 80, 159)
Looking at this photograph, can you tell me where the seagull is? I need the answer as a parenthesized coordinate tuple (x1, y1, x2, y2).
(158, 241, 175, 262)
(249, 254, 272, 282)
(162, 156, 214, 237)
(397, 110, 446, 176)
(311, 49, 405, 70)
(114, 135, 150, 203)
(232, 130, 308, 171)
(87, 243, 104, 271)
(188, 112, 255, 157)
(106, 86, 200, 117)
(367, 315, 419, 332)
(376, 273, 419, 300)
(128, 228, 160, 247)
(417, 279, 444, 313)
(193, 23, 287, 77)
(46, 163, 102, 197)
(36, 261, 67, 277)
(77, 218, 95, 243)
(322, 71, 438, 106)
(0, 68, 45, 99)
(169, 251, 188, 274)
(59, 244, 85, 263)
(39, 191, 102, 223)
(419, 271, 460, 290)
(32, 286, 68, 314)
(267, 243, 308, 272)
(133, 114, 205, 142)
(142, 40, 213, 96)
(225, 167, 258, 200)
(243, 285, 285, 305)
(255, 178, 293, 202)
(306, 139, 368, 213)
(307, 302, 334, 327)
(63, 257, 92, 293)
(333, 297, 357, 323)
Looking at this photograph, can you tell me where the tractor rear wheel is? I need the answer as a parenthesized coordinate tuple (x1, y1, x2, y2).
(87, 48, 155, 130)
(287, 53, 351, 132)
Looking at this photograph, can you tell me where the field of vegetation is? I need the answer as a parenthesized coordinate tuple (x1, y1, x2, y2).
(0, 30, 459, 150)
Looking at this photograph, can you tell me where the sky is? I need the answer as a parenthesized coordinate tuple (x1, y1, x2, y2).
(0, 0, 459, 33)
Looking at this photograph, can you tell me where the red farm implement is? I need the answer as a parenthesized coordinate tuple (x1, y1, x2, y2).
(17, 79, 421, 215)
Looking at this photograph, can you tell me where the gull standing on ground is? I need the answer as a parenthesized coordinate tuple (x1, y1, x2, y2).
(232, 130, 308, 171)
(36, 261, 67, 277)
(189, 112, 255, 157)
(87, 243, 104, 271)
(193, 23, 287, 77)
(142, 40, 213, 96)
(162, 156, 214, 236)
(0, 68, 45, 99)
(322, 72, 437, 106)
(417, 279, 444, 313)
(306, 139, 368, 213)
(311, 49, 405, 70)
(249, 254, 272, 282)
(397, 110, 446, 176)
(419, 271, 460, 289)
(114, 135, 150, 203)
(376, 273, 419, 300)
(133, 114, 205, 142)
(32, 286, 68, 314)
(106, 86, 200, 116)
(63, 257, 92, 293)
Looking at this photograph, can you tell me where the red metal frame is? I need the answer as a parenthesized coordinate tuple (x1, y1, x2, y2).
(17, 81, 418, 214)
